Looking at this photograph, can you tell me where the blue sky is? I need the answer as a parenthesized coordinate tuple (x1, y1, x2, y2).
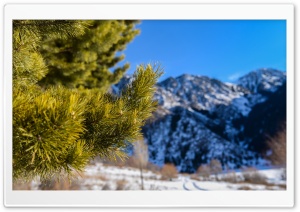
(121, 20, 286, 82)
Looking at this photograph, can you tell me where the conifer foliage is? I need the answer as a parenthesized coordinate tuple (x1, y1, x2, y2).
(39, 20, 140, 91)
(13, 20, 162, 181)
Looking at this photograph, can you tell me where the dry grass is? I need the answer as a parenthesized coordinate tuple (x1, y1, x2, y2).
(196, 164, 211, 180)
(95, 155, 160, 174)
(115, 179, 128, 190)
(281, 168, 286, 180)
(101, 183, 111, 190)
(265, 185, 281, 190)
(266, 126, 286, 166)
(38, 178, 82, 190)
(221, 171, 239, 183)
(278, 184, 287, 190)
(241, 167, 268, 185)
(93, 174, 108, 182)
(13, 180, 33, 190)
(160, 163, 178, 180)
(190, 174, 201, 181)
(238, 185, 253, 190)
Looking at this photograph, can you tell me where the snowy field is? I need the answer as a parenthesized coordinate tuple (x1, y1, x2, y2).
(81, 163, 286, 191)
(14, 162, 286, 191)
(17, 162, 285, 191)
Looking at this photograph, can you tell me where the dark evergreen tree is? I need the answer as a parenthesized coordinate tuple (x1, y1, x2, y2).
(13, 20, 162, 182)
(39, 20, 140, 91)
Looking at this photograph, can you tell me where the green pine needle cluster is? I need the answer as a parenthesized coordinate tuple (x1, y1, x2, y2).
(13, 20, 163, 182)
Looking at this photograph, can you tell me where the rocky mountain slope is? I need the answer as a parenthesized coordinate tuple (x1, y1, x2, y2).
(114, 69, 286, 173)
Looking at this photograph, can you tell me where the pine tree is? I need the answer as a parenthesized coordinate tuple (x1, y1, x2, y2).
(13, 20, 162, 182)
(38, 20, 140, 91)
(13, 20, 88, 88)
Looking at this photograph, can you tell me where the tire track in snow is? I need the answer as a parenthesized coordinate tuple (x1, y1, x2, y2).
(182, 177, 207, 191)
(183, 182, 190, 190)
(192, 182, 208, 191)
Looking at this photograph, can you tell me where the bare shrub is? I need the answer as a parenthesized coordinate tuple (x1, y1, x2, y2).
(161, 163, 178, 180)
(95, 174, 108, 182)
(190, 174, 200, 181)
(68, 181, 81, 190)
(38, 178, 82, 190)
(222, 170, 238, 183)
(115, 179, 128, 190)
(133, 140, 149, 190)
(196, 165, 211, 180)
(99, 156, 126, 168)
(125, 156, 139, 168)
(39, 179, 65, 190)
(36, 170, 85, 190)
(94, 148, 160, 174)
(149, 185, 160, 190)
(209, 159, 222, 180)
(13, 180, 32, 190)
(265, 185, 282, 190)
(278, 184, 287, 190)
(102, 183, 111, 190)
(242, 167, 267, 185)
(266, 123, 286, 167)
(281, 168, 286, 181)
(146, 162, 160, 174)
(14, 175, 82, 190)
(238, 186, 253, 190)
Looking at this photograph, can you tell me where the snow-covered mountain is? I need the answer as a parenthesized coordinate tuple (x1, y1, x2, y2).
(237, 68, 286, 93)
(114, 68, 287, 173)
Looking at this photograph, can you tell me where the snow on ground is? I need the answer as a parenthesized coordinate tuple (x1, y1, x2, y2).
(19, 163, 286, 191)
(72, 163, 286, 191)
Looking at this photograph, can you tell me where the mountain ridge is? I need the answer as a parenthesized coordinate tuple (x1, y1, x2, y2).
(113, 68, 286, 173)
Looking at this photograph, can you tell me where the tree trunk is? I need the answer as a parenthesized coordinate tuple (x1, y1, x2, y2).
(139, 163, 144, 190)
